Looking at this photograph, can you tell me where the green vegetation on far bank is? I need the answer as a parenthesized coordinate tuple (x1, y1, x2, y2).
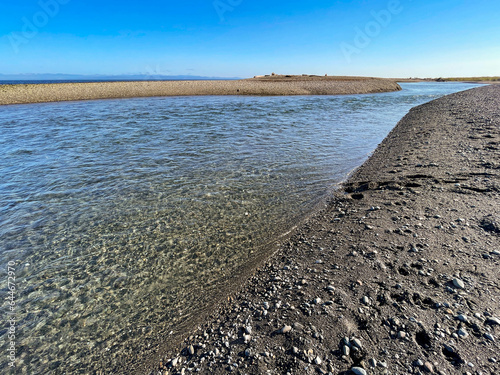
(438, 76, 500, 82)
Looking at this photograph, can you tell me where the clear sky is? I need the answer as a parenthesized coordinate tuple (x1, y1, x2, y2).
(1, 0, 499, 78)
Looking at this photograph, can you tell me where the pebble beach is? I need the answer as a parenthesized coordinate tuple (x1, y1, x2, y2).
(139, 85, 500, 375)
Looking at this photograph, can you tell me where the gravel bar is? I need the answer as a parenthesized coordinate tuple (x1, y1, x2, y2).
(0, 77, 401, 105)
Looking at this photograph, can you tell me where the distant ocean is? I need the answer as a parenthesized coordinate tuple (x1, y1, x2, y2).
(0, 78, 237, 85)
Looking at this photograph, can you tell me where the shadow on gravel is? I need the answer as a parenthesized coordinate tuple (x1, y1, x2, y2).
(442, 345, 465, 367)
(480, 215, 500, 234)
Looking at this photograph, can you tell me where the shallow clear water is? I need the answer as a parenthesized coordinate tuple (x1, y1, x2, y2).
(0, 82, 480, 372)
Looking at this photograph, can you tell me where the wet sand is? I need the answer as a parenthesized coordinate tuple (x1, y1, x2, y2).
(0, 77, 401, 105)
(143, 85, 500, 374)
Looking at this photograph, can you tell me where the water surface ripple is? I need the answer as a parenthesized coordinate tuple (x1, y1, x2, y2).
(0, 82, 479, 372)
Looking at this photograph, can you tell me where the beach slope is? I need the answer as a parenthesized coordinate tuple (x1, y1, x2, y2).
(148, 85, 500, 375)
(0, 76, 400, 105)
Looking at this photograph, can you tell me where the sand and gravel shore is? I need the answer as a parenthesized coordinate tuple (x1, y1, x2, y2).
(134, 85, 500, 375)
(0, 76, 400, 105)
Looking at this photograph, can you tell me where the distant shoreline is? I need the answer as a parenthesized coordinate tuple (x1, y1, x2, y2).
(0, 77, 401, 106)
(0, 78, 237, 86)
(396, 77, 500, 84)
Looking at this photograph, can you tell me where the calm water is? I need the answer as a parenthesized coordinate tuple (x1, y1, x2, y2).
(0, 82, 480, 373)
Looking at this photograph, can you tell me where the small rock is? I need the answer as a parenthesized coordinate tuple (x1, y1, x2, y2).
(293, 322, 304, 330)
(452, 278, 465, 289)
(244, 348, 252, 357)
(397, 331, 406, 339)
(423, 361, 434, 373)
(351, 367, 367, 375)
(484, 333, 495, 342)
(362, 296, 371, 306)
(188, 345, 195, 355)
(457, 314, 469, 323)
(351, 338, 363, 349)
(342, 337, 350, 346)
(368, 358, 377, 368)
(486, 317, 500, 326)
(243, 334, 251, 343)
(280, 325, 292, 334)
(342, 345, 350, 356)
(314, 356, 322, 365)
(458, 328, 469, 338)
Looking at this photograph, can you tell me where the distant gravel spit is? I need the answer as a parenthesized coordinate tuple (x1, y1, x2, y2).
(0, 77, 401, 105)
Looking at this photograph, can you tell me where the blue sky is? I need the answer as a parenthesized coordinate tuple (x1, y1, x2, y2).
(1, 0, 499, 78)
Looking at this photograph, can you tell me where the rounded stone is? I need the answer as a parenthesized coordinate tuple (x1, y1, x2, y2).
(486, 317, 500, 325)
(351, 367, 367, 375)
(280, 325, 292, 334)
(458, 328, 469, 338)
(423, 361, 434, 373)
(484, 333, 495, 342)
(351, 338, 363, 349)
(452, 278, 465, 289)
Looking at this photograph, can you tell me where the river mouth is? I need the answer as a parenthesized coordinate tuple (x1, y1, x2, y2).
(0, 82, 480, 373)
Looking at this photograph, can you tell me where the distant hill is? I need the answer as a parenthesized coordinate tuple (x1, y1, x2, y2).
(0, 73, 241, 81)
